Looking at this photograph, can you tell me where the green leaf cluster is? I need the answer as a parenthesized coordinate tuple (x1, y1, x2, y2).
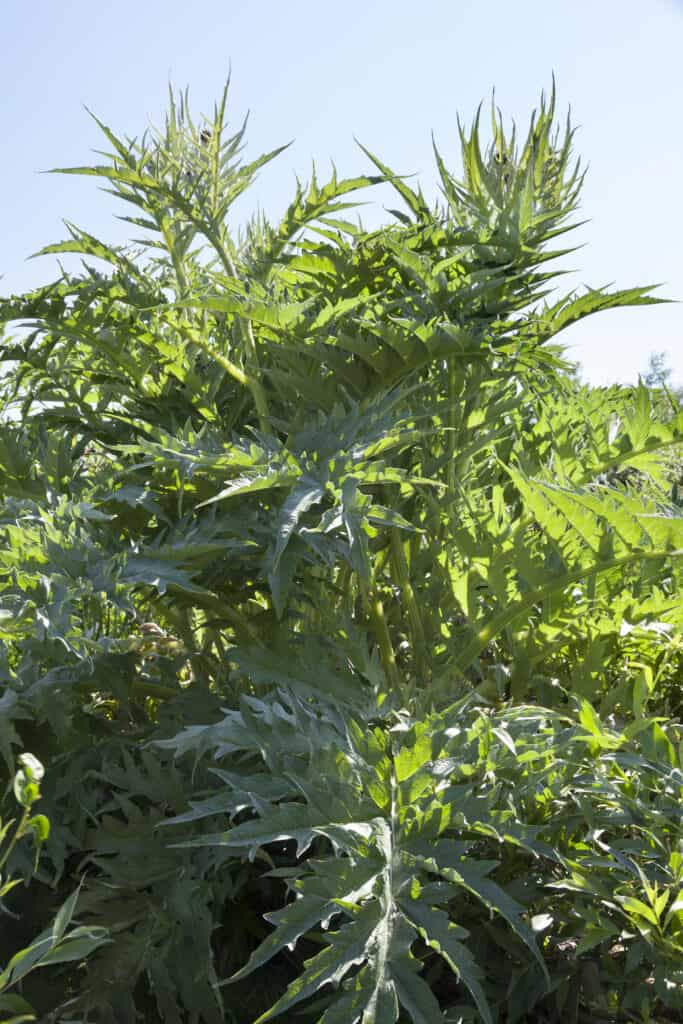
(0, 757, 107, 1024)
(0, 80, 682, 1021)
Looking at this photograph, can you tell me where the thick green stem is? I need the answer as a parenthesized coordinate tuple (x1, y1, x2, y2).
(176, 320, 248, 385)
(158, 218, 269, 422)
(446, 357, 458, 502)
(242, 320, 271, 433)
(166, 209, 272, 432)
(368, 588, 401, 691)
(176, 321, 269, 428)
(129, 679, 182, 701)
(160, 218, 190, 298)
(390, 530, 429, 683)
(212, 238, 271, 433)
(0, 806, 30, 875)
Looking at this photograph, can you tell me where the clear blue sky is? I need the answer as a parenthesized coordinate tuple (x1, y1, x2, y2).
(2, 0, 682, 386)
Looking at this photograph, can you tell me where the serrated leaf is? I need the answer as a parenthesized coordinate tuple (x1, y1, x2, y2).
(255, 907, 378, 1023)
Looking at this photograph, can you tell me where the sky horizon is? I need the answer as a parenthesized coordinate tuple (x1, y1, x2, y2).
(2, 0, 682, 387)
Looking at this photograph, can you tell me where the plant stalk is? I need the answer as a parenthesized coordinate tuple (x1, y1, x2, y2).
(368, 588, 401, 691)
(390, 529, 429, 684)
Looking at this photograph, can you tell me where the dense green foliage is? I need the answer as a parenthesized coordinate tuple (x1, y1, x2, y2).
(1, 83, 683, 1021)
(0, 755, 107, 1023)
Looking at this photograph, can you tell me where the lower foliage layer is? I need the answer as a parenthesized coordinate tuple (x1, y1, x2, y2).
(2, 685, 683, 1023)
